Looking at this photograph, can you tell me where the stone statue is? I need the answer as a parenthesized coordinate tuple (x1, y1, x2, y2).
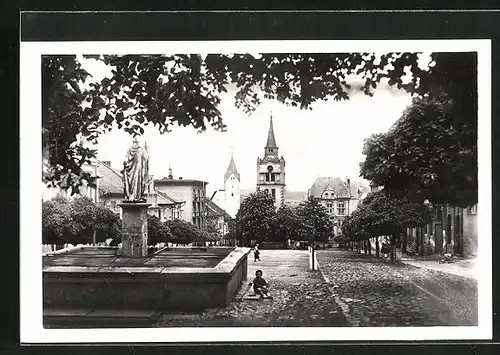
(122, 137, 150, 202)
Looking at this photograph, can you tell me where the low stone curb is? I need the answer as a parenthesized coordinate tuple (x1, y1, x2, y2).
(315, 257, 360, 327)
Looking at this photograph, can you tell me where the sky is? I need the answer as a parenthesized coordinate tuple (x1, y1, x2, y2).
(79, 56, 415, 196)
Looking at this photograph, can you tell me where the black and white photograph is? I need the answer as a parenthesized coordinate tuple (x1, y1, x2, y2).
(20, 38, 491, 343)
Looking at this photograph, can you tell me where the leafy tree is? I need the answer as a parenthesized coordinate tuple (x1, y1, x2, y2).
(165, 218, 204, 245)
(274, 204, 303, 243)
(43, 52, 472, 192)
(360, 96, 476, 207)
(296, 197, 335, 243)
(42, 196, 122, 245)
(342, 190, 432, 261)
(94, 205, 121, 243)
(360, 52, 477, 208)
(235, 190, 276, 246)
(147, 214, 173, 245)
(68, 196, 98, 244)
(42, 196, 74, 245)
(42, 56, 99, 193)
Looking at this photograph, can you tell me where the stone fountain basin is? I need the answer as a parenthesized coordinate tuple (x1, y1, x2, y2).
(43, 246, 250, 312)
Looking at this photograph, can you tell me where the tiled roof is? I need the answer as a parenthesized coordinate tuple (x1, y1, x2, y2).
(155, 189, 183, 205)
(205, 198, 232, 220)
(224, 155, 240, 181)
(97, 163, 123, 195)
(308, 177, 370, 199)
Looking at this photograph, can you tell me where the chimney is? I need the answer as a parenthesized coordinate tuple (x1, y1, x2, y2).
(168, 165, 173, 180)
(179, 177, 183, 180)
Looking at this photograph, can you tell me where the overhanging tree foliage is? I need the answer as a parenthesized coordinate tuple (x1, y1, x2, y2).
(42, 52, 475, 192)
(360, 97, 477, 207)
(235, 190, 276, 246)
(360, 52, 477, 208)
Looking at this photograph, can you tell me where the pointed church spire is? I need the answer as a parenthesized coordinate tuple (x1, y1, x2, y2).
(265, 112, 278, 149)
(225, 153, 240, 182)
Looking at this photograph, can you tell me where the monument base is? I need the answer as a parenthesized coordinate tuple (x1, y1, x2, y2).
(118, 202, 151, 257)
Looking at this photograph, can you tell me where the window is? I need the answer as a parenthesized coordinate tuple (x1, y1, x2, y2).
(266, 174, 270, 182)
(326, 203, 333, 214)
(337, 202, 346, 215)
(231, 193, 234, 197)
(271, 189, 276, 200)
(467, 204, 477, 215)
(271, 173, 276, 182)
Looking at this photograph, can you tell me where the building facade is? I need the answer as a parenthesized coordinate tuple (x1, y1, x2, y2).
(308, 177, 369, 236)
(405, 203, 478, 257)
(256, 114, 286, 209)
(154, 175, 208, 230)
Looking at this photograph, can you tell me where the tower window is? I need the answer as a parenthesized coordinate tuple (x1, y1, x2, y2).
(271, 188, 276, 200)
(271, 173, 275, 182)
(266, 174, 270, 182)
(231, 193, 234, 197)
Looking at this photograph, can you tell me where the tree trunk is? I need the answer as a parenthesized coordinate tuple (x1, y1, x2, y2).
(402, 232, 407, 254)
(368, 239, 372, 255)
(375, 236, 380, 257)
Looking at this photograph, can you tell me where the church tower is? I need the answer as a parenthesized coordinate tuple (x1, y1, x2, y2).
(257, 113, 286, 209)
(223, 153, 241, 218)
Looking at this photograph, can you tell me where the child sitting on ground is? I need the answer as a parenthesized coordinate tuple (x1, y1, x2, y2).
(249, 269, 273, 299)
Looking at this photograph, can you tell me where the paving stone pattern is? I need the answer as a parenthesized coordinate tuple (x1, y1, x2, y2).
(317, 250, 478, 327)
(155, 250, 348, 327)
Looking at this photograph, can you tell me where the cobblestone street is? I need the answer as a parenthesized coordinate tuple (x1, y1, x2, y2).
(317, 250, 478, 327)
(156, 250, 348, 327)
(155, 249, 478, 327)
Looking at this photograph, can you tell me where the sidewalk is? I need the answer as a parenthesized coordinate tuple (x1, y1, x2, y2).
(400, 256, 477, 279)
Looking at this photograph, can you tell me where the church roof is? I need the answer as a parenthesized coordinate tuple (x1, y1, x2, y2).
(265, 115, 278, 149)
(224, 155, 240, 181)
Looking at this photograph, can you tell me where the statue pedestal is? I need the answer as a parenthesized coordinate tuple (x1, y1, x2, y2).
(118, 202, 151, 257)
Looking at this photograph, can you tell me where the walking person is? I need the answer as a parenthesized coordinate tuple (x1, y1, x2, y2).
(253, 244, 261, 262)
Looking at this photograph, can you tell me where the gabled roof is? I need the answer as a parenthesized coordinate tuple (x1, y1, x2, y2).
(205, 198, 232, 220)
(97, 162, 123, 195)
(156, 189, 183, 205)
(308, 177, 371, 199)
(308, 177, 351, 198)
(224, 155, 240, 181)
(265, 115, 278, 149)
